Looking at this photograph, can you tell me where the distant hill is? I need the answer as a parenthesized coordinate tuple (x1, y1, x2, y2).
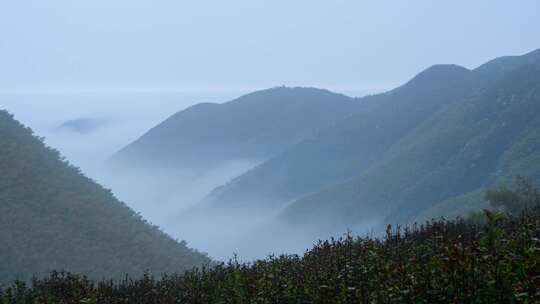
(112, 87, 364, 173)
(57, 118, 109, 134)
(0, 110, 209, 285)
(283, 61, 540, 231)
(198, 49, 540, 233)
(201, 64, 475, 211)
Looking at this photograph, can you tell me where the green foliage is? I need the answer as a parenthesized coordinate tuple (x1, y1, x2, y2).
(205, 64, 475, 211)
(420, 176, 540, 224)
(2, 207, 540, 303)
(0, 111, 210, 286)
(486, 176, 540, 215)
(113, 86, 363, 172)
(201, 49, 540, 233)
(281, 50, 540, 229)
(414, 190, 488, 224)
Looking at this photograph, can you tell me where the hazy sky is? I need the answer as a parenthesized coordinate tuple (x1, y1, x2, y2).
(1, 1, 539, 95)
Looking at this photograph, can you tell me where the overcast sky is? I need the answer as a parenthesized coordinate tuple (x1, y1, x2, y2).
(1, 1, 539, 95)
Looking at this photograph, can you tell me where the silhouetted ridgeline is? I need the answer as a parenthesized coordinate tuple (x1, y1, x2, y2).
(0, 110, 210, 286)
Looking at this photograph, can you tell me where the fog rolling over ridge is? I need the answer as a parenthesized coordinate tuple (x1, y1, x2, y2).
(0, 110, 210, 284)
(101, 159, 261, 234)
(3, 48, 540, 261)
(111, 48, 540, 260)
(1, 87, 378, 260)
(107, 86, 372, 259)
(3, 0, 540, 300)
(0, 90, 261, 235)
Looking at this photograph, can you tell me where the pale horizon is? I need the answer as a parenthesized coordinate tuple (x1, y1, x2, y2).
(2, 1, 539, 93)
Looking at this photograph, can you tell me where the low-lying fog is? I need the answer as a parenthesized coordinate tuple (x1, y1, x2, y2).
(1, 90, 232, 170)
(1, 90, 377, 261)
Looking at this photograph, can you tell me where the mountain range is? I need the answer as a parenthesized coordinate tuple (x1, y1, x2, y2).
(112, 48, 540, 237)
(2, 48, 540, 282)
(113, 87, 365, 174)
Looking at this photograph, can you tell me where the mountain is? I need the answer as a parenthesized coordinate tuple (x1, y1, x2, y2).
(112, 87, 364, 173)
(283, 62, 540, 230)
(199, 49, 540, 232)
(200, 64, 475, 210)
(57, 118, 109, 134)
(4, 202, 540, 303)
(0, 110, 209, 286)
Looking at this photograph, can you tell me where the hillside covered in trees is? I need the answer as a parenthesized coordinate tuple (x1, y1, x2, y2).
(0, 111, 210, 286)
(2, 183, 539, 303)
(112, 87, 365, 174)
(283, 56, 540, 229)
(196, 49, 540, 234)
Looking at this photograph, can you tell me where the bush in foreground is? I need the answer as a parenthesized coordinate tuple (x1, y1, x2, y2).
(2, 205, 540, 303)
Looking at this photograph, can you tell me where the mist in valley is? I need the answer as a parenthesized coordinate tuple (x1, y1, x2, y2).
(3, 1, 540, 301)
(1, 90, 382, 261)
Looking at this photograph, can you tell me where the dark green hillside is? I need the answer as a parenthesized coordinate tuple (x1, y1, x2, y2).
(3, 201, 540, 303)
(0, 111, 209, 286)
(195, 49, 540, 231)
(113, 87, 363, 172)
(202, 64, 475, 210)
(284, 61, 540, 230)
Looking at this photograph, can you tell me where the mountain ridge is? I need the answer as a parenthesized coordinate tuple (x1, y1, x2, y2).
(112, 86, 365, 174)
(0, 110, 210, 285)
(193, 48, 540, 235)
(282, 61, 540, 231)
(198, 61, 478, 213)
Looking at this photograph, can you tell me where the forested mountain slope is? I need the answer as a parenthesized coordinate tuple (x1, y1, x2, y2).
(112, 87, 363, 173)
(283, 57, 540, 231)
(201, 64, 475, 210)
(199, 49, 540, 230)
(0, 111, 209, 285)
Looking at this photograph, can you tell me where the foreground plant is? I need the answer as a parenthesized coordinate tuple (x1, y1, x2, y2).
(2, 182, 540, 303)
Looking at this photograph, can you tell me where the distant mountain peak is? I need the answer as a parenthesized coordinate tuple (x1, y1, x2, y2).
(57, 117, 109, 134)
(404, 64, 471, 88)
(228, 86, 349, 106)
(257, 86, 336, 93)
(420, 63, 470, 74)
(112, 86, 362, 172)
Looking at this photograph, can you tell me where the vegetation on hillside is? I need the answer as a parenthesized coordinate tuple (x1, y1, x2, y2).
(113, 87, 364, 172)
(0, 110, 209, 286)
(195, 50, 540, 234)
(1, 183, 539, 303)
(203, 64, 475, 211)
(281, 51, 540, 230)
